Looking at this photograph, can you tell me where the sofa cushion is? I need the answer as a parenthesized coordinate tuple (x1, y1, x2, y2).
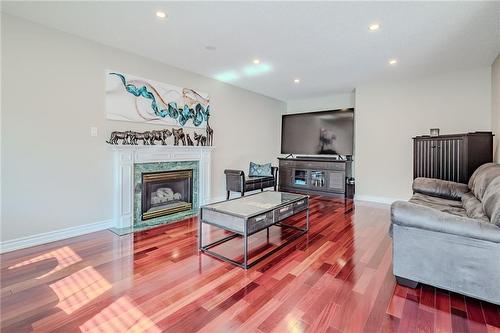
(246, 175, 274, 184)
(462, 192, 489, 223)
(482, 177, 500, 227)
(409, 193, 468, 218)
(413, 177, 469, 200)
(410, 192, 463, 208)
(249, 162, 272, 177)
(468, 163, 500, 201)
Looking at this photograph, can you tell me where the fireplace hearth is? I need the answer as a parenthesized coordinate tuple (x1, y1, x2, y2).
(141, 170, 193, 220)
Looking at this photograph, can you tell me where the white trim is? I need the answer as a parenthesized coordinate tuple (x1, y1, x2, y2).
(354, 194, 405, 205)
(0, 219, 113, 254)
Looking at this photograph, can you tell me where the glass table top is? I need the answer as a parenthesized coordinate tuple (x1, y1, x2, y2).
(202, 191, 307, 218)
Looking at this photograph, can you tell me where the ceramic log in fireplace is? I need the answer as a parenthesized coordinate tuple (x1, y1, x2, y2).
(141, 170, 193, 220)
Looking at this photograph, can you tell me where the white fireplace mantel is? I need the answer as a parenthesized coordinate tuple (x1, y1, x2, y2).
(111, 145, 214, 229)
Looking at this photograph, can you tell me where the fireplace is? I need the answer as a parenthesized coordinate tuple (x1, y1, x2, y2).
(111, 146, 209, 234)
(141, 169, 193, 221)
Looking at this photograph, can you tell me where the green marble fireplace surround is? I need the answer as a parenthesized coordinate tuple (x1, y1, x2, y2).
(134, 161, 199, 230)
(133, 161, 199, 231)
(110, 160, 200, 235)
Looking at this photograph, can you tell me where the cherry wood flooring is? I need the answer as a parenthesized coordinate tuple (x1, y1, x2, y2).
(1, 196, 499, 332)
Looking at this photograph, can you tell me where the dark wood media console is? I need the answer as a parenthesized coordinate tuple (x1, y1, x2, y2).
(278, 157, 353, 197)
(413, 131, 493, 184)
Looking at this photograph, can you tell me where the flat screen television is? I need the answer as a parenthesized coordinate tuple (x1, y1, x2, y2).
(281, 108, 354, 156)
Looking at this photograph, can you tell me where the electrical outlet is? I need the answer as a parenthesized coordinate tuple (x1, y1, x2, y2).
(90, 127, 98, 137)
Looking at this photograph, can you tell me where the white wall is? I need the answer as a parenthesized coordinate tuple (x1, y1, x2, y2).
(1, 15, 285, 242)
(355, 68, 492, 202)
(286, 92, 355, 114)
(492, 54, 500, 163)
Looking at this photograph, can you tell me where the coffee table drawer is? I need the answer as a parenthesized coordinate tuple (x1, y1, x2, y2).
(248, 211, 274, 234)
(274, 204, 294, 221)
(202, 208, 245, 233)
(293, 198, 308, 213)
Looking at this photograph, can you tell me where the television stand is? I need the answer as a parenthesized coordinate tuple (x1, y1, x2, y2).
(278, 156, 353, 198)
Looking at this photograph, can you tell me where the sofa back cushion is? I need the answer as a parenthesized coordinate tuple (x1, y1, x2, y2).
(468, 163, 500, 201)
(468, 163, 494, 189)
(461, 192, 489, 222)
(482, 176, 500, 226)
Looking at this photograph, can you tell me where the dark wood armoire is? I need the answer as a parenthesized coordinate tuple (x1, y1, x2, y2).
(413, 131, 493, 184)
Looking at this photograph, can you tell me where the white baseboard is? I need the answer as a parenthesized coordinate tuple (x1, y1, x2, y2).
(354, 195, 405, 205)
(0, 219, 113, 254)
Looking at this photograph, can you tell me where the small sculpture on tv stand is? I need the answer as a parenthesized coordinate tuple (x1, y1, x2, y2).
(194, 132, 207, 146)
(106, 131, 132, 145)
(172, 128, 186, 146)
(186, 134, 194, 146)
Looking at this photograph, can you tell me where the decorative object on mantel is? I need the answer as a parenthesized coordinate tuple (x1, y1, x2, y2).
(132, 131, 152, 145)
(206, 122, 214, 146)
(149, 129, 172, 145)
(106, 70, 211, 128)
(194, 132, 207, 146)
(430, 128, 440, 137)
(172, 128, 186, 146)
(106, 127, 214, 146)
(107, 131, 133, 145)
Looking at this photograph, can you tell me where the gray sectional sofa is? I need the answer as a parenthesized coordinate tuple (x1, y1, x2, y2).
(390, 163, 500, 304)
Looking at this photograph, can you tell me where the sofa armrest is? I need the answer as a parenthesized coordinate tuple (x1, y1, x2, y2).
(271, 166, 278, 181)
(224, 169, 244, 176)
(391, 201, 500, 243)
(412, 177, 469, 200)
(224, 169, 245, 192)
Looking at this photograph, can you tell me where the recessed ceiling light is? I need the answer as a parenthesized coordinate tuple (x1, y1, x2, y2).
(253, 59, 260, 64)
(294, 78, 300, 83)
(156, 11, 167, 19)
(388, 59, 398, 65)
(369, 23, 380, 31)
(205, 45, 216, 51)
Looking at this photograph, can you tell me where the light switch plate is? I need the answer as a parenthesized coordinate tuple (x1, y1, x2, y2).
(90, 127, 98, 137)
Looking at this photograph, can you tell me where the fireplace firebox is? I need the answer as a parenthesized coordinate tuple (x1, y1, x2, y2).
(141, 169, 193, 221)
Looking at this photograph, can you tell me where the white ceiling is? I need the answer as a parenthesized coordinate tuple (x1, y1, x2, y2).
(2, 1, 500, 101)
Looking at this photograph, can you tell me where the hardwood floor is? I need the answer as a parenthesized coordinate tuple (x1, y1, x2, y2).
(1, 196, 499, 332)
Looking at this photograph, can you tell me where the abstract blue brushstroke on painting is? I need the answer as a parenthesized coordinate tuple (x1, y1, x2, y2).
(105, 71, 210, 128)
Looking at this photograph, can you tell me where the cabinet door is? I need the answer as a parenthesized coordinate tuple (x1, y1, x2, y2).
(293, 169, 309, 187)
(436, 138, 464, 182)
(327, 171, 345, 192)
(279, 167, 292, 188)
(310, 170, 327, 189)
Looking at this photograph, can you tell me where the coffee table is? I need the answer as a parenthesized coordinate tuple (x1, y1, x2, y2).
(199, 191, 309, 269)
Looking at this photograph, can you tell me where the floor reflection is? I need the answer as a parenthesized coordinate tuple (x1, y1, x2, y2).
(50, 266, 111, 314)
(80, 295, 161, 333)
(8, 246, 82, 279)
